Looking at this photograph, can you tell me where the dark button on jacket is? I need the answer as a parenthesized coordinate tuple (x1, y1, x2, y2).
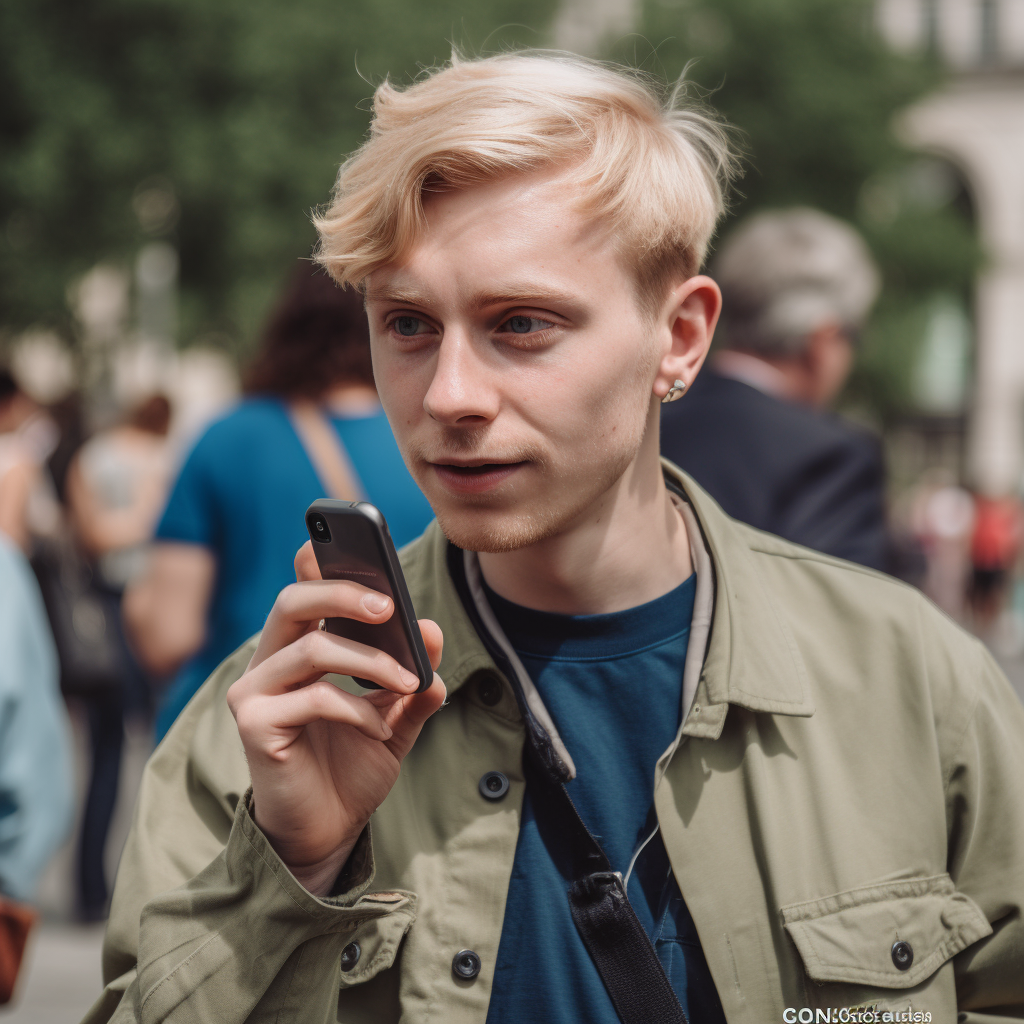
(453, 949, 481, 979)
(476, 673, 503, 707)
(891, 940, 913, 970)
(340, 942, 360, 972)
(479, 771, 509, 801)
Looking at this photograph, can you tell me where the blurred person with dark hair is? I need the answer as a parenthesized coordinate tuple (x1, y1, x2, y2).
(661, 208, 886, 569)
(0, 369, 60, 552)
(124, 262, 433, 741)
(62, 393, 173, 920)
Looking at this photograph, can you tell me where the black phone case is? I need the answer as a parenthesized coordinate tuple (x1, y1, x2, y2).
(305, 499, 434, 693)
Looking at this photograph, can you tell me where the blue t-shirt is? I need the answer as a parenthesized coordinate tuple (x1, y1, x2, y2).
(153, 397, 434, 740)
(484, 575, 725, 1024)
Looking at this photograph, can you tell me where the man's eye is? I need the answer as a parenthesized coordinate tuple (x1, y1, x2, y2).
(393, 316, 428, 337)
(501, 315, 552, 335)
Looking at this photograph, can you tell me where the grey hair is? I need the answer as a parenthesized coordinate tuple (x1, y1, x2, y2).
(712, 208, 880, 357)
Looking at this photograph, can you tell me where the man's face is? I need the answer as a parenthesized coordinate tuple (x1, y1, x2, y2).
(364, 170, 666, 554)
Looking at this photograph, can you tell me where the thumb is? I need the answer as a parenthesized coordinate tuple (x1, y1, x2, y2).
(417, 619, 443, 671)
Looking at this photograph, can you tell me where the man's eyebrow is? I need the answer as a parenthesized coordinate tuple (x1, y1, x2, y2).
(364, 285, 578, 308)
(473, 287, 577, 309)
(363, 287, 434, 306)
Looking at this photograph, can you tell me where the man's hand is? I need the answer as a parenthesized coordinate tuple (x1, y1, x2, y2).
(227, 542, 446, 896)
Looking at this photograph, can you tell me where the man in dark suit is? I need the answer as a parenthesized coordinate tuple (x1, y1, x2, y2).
(662, 208, 888, 570)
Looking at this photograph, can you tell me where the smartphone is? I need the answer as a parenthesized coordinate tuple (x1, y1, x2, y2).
(305, 499, 433, 693)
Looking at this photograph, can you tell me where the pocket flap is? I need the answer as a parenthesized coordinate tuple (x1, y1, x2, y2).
(781, 873, 991, 989)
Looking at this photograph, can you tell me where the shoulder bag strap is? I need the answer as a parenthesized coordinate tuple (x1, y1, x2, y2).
(445, 542, 690, 1024)
(288, 400, 366, 503)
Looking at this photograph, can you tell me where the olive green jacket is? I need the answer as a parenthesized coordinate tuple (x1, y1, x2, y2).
(86, 466, 1024, 1023)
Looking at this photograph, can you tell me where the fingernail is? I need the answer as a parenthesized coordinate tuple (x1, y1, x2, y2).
(381, 721, 393, 739)
(363, 593, 389, 614)
(401, 669, 419, 689)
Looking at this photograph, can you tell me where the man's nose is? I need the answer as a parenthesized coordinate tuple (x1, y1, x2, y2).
(423, 330, 499, 426)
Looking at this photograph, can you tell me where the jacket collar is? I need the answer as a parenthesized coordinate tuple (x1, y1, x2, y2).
(661, 460, 814, 738)
(398, 459, 814, 741)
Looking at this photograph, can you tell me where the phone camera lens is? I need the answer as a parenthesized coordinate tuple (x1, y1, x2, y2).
(309, 513, 332, 543)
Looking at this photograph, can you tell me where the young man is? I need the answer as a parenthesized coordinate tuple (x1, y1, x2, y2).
(87, 54, 1024, 1024)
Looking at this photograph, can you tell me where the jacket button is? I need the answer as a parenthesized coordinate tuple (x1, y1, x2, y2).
(479, 771, 509, 801)
(452, 949, 481, 979)
(891, 940, 913, 971)
(477, 673, 503, 706)
(340, 941, 361, 972)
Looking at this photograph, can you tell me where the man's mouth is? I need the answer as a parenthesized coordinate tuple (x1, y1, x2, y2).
(428, 460, 529, 494)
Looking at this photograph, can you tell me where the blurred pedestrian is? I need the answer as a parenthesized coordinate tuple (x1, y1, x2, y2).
(67, 394, 172, 604)
(661, 208, 886, 569)
(60, 394, 172, 920)
(47, 390, 90, 509)
(0, 369, 61, 552)
(969, 494, 1023, 631)
(124, 262, 434, 741)
(0, 532, 73, 999)
(908, 473, 975, 622)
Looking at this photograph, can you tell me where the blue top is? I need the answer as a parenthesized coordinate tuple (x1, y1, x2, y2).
(484, 575, 725, 1024)
(153, 398, 434, 740)
(0, 535, 74, 901)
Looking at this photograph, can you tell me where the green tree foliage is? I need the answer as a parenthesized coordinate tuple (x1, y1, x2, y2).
(613, 0, 981, 419)
(0, 0, 556, 349)
(2, 0, 979, 417)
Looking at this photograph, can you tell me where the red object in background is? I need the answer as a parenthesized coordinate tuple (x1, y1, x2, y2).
(971, 496, 1023, 572)
(0, 896, 36, 1004)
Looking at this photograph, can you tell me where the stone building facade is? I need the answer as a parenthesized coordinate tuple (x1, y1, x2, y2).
(878, 0, 1024, 495)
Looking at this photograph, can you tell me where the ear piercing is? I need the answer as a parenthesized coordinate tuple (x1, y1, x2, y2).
(661, 379, 688, 403)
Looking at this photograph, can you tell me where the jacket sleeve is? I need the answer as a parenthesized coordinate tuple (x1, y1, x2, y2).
(82, 641, 416, 1024)
(948, 646, 1024, 1020)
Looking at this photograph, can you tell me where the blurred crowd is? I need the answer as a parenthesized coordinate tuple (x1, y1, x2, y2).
(0, 369, 172, 923)
(0, 261, 434, 996)
(1, 210, 1022, 998)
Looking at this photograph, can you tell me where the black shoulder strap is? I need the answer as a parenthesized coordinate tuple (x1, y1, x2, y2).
(446, 544, 689, 1024)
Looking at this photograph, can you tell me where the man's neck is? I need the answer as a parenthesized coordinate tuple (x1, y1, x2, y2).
(477, 435, 693, 616)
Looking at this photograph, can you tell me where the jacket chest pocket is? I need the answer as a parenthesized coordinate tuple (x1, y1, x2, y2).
(781, 873, 991, 1017)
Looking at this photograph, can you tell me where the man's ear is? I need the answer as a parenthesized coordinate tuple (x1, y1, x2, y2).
(652, 275, 722, 401)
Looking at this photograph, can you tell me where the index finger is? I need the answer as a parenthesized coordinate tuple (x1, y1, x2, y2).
(250, 578, 394, 670)
(295, 541, 320, 582)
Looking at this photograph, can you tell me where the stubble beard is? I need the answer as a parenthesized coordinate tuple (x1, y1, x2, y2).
(413, 409, 650, 555)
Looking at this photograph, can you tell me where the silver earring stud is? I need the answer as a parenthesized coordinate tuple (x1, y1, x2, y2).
(661, 379, 687, 403)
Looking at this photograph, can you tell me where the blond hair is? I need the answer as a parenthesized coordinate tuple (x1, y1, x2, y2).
(314, 52, 737, 308)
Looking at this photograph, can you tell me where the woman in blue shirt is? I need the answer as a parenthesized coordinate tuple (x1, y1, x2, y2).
(124, 264, 434, 741)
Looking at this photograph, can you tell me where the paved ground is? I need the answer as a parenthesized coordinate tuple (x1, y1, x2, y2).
(5, 925, 106, 1024)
